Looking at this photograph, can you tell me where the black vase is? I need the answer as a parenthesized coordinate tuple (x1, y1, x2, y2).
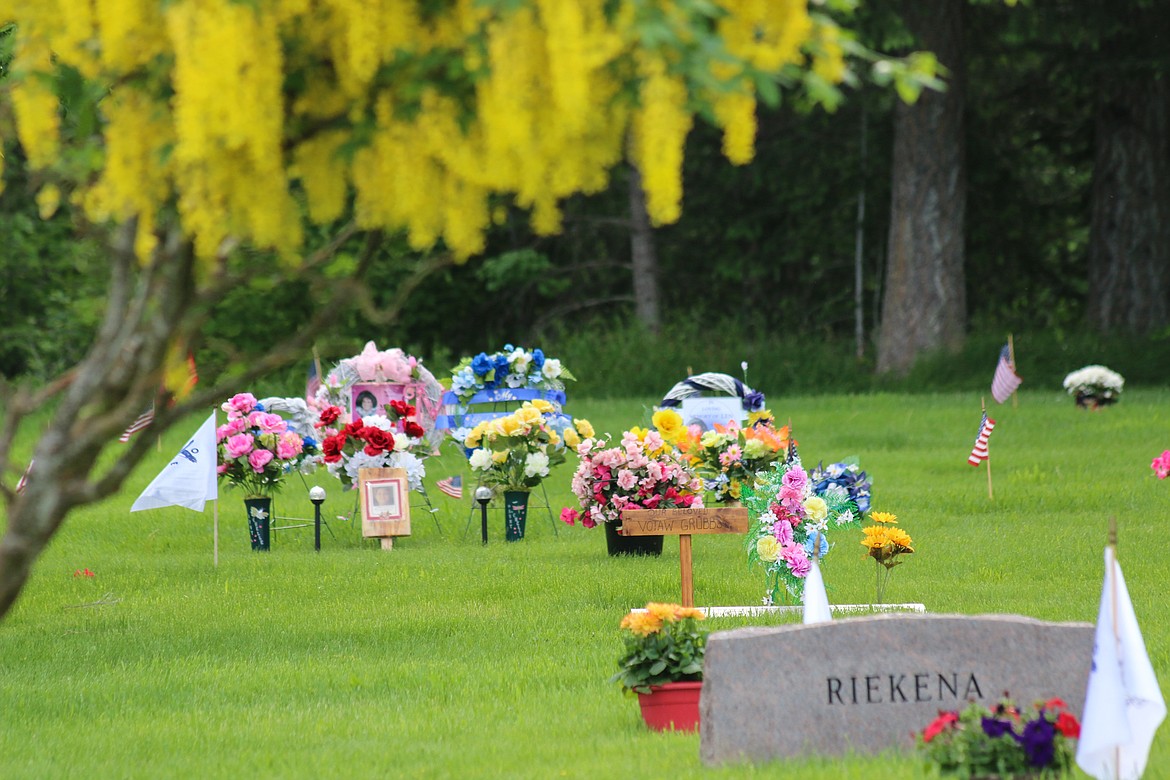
(604, 519, 663, 557)
(504, 490, 528, 542)
(245, 496, 272, 551)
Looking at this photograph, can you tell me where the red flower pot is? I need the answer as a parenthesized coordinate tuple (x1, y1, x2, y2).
(636, 681, 702, 732)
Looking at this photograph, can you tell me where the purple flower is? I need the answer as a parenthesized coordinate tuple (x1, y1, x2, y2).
(743, 391, 766, 411)
(1016, 717, 1056, 767)
(981, 717, 1014, 739)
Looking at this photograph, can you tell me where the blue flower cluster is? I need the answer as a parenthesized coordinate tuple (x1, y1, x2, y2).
(450, 344, 551, 402)
(809, 460, 871, 514)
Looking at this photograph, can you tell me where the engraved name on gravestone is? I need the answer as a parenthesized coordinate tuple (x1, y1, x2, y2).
(700, 613, 1094, 765)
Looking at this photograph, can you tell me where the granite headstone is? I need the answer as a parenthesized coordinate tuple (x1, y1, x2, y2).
(700, 613, 1094, 765)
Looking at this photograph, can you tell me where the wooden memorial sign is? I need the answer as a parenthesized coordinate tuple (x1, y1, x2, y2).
(619, 507, 749, 607)
(358, 467, 411, 550)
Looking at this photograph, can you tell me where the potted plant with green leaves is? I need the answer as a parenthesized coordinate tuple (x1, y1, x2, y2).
(611, 602, 708, 732)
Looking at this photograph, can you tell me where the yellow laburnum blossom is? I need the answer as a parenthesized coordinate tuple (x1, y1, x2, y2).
(2, 0, 832, 267)
(630, 51, 693, 226)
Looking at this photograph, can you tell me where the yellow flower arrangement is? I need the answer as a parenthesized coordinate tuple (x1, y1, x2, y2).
(859, 510, 915, 604)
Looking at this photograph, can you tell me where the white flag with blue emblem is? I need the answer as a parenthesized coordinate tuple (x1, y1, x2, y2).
(130, 412, 218, 512)
(1076, 545, 1166, 780)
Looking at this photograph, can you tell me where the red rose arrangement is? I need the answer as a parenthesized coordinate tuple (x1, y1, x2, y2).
(315, 399, 428, 491)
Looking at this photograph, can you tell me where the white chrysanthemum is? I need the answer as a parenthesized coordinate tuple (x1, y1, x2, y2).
(524, 451, 550, 478)
(392, 432, 411, 451)
(541, 358, 562, 379)
(387, 451, 425, 492)
(360, 414, 394, 432)
(469, 448, 493, 471)
(343, 450, 389, 480)
(509, 349, 532, 373)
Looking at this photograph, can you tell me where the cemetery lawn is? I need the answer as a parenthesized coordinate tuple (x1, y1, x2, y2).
(2, 390, 1170, 779)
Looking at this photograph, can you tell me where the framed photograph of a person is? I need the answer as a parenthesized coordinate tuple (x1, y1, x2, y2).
(351, 383, 407, 420)
(358, 467, 411, 547)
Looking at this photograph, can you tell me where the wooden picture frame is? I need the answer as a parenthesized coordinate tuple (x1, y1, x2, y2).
(358, 467, 411, 547)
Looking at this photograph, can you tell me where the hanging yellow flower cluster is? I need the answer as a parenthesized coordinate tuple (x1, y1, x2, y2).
(0, 0, 840, 265)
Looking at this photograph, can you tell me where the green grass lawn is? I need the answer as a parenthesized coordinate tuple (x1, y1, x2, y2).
(3, 390, 1170, 778)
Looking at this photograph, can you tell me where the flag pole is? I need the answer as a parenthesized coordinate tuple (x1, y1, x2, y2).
(1109, 516, 1120, 780)
(1008, 333, 1019, 408)
(983, 397, 993, 500)
(213, 498, 219, 567)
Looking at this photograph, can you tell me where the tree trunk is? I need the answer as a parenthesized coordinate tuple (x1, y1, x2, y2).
(876, 0, 967, 376)
(628, 165, 661, 334)
(1088, 70, 1170, 334)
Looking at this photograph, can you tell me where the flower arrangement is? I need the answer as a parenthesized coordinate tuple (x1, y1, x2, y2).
(462, 400, 589, 492)
(217, 393, 312, 497)
(448, 344, 575, 405)
(860, 510, 914, 604)
(1062, 364, 1124, 408)
(652, 408, 790, 502)
(315, 399, 429, 492)
(1151, 450, 1170, 480)
(917, 696, 1081, 777)
(743, 454, 863, 604)
(610, 603, 707, 695)
(560, 426, 704, 528)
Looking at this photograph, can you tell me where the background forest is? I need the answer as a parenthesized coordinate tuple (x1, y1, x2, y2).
(2, 0, 1168, 398)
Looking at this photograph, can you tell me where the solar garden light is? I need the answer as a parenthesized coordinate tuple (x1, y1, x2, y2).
(309, 485, 326, 552)
(475, 486, 493, 546)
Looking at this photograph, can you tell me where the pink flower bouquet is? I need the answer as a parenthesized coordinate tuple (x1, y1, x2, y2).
(1152, 450, 1170, 480)
(560, 427, 704, 529)
(217, 393, 307, 497)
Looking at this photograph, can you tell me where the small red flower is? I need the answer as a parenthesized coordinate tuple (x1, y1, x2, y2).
(361, 428, 393, 454)
(1054, 712, 1080, 738)
(343, 418, 364, 436)
(1044, 697, 1069, 711)
(388, 400, 413, 418)
(403, 421, 425, 439)
(923, 711, 959, 742)
(321, 434, 346, 463)
(316, 405, 342, 427)
(73, 568, 95, 578)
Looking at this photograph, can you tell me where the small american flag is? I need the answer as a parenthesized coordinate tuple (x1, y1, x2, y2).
(306, 360, 321, 402)
(436, 475, 463, 499)
(968, 412, 996, 466)
(119, 407, 155, 443)
(991, 345, 1022, 404)
(15, 459, 33, 493)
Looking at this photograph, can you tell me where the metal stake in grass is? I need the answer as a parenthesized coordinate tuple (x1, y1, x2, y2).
(475, 486, 492, 546)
